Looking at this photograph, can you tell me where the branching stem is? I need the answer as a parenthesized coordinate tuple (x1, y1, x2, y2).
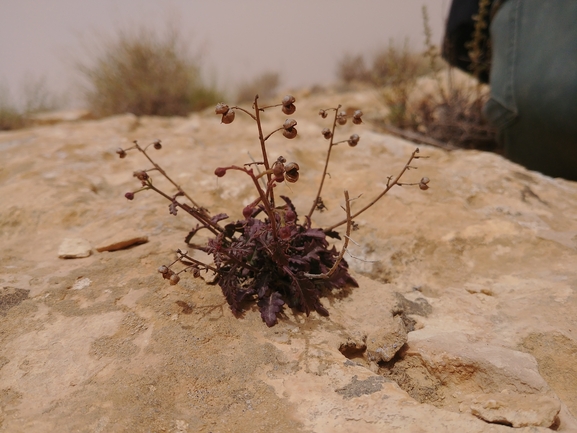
(307, 105, 341, 219)
(134, 141, 203, 210)
(304, 190, 351, 279)
(324, 148, 421, 232)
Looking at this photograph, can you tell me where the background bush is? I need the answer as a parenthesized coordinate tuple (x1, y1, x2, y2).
(0, 77, 61, 131)
(235, 71, 280, 104)
(78, 27, 223, 117)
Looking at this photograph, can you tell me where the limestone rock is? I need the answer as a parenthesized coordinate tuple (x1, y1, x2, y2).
(58, 237, 91, 258)
(1, 87, 577, 432)
(470, 392, 561, 428)
(365, 315, 407, 362)
(95, 229, 148, 252)
(404, 332, 551, 399)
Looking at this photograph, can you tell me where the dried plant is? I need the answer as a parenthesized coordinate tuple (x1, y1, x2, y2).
(119, 95, 428, 326)
(0, 77, 61, 131)
(78, 26, 222, 117)
(236, 71, 281, 103)
(376, 6, 498, 152)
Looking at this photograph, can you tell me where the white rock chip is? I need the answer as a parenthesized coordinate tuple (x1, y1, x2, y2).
(58, 238, 92, 259)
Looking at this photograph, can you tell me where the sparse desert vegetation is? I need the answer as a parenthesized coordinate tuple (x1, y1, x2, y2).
(0, 77, 61, 131)
(77, 26, 223, 117)
(336, 7, 497, 152)
(235, 71, 281, 104)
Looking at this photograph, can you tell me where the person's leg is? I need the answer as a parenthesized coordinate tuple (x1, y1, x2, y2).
(484, 0, 577, 180)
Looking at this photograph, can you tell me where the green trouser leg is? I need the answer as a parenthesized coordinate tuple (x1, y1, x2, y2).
(483, 0, 577, 180)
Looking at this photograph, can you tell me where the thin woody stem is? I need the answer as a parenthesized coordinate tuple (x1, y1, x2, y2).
(145, 182, 223, 236)
(253, 95, 275, 208)
(135, 141, 203, 211)
(222, 165, 279, 241)
(304, 190, 351, 279)
(307, 105, 341, 219)
(324, 148, 421, 233)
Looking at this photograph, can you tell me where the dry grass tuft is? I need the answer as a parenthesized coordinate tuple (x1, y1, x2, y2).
(0, 77, 61, 131)
(337, 7, 497, 152)
(78, 26, 223, 117)
(236, 71, 281, 104)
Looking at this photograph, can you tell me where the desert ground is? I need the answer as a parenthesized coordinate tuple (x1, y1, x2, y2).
(1, 87, 576, 432)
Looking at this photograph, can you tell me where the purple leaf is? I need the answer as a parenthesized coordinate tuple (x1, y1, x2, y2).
(211, 213, 229, 223)
(258, 292, 285, 327)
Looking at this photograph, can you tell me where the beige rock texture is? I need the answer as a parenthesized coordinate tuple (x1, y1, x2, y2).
(58, 237, 92, 258)
(470, 392, 561, 428)
(1, 87, 577, 432)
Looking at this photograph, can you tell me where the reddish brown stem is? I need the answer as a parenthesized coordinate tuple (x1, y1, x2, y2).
(307, 105, 341, 220)
(324, 148, 421, 232)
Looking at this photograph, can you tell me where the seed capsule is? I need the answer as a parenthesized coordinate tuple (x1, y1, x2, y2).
(243, 205, 254, 219)
(169, 274, 180, 285)
(133, 170, 149, 181)
(285, 210, 296, 222)
(283, 128, 297, 139)
(116, 147, 127, 158)
(221, 109, 235, 124)
(278, 226, 292, 240)
(419, 177, 430, 190)
(158, 265, 169, 274)
(125, 192, 135, 200)
(347, 134, 360, 147)
(321, 128, 332, 139)
(337, 111, 347, 125)
(214, 167, 227, 177)
(318, 109, 328, 119)
(281, 95, 296, 114)
(282, 119, 297, 139)
(283, 118, 297, 129)
(284, 162, 300, 183)
(282, 103, 296, 115)
(273, 161, 285, 177)
(215, 103, 229, 115)
(153, 139, 162, 149)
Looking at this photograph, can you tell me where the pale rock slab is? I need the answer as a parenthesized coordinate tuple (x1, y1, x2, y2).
(57, 237, 92, 258)
(470, 392, 561, 428)
(365, 314, 407, 362)
(405, 332, 551, 399)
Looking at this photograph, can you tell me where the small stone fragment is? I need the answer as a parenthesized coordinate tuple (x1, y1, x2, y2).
(365, 315, 407, 363)
(58, 238, 92, 259)
(71, 277, 92, 290)
(95, 230, 148, 252)
(470, 392, 561, 428)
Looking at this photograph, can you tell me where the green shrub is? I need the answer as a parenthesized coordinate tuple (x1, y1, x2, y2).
(78, 27, 223, 117)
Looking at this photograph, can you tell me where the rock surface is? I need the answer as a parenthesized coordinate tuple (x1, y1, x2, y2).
(470, 392, 561, 428)
(1, 87, 577, 432)
(57, 237, 92, 258)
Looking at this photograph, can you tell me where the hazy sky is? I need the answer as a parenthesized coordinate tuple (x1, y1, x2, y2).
(0, 0, 448, 108)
